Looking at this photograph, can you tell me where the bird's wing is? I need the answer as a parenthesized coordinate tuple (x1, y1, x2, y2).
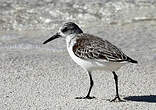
(72, 34, 129, 62)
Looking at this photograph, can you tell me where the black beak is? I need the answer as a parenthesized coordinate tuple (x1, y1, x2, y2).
(43, 33, 61, 44)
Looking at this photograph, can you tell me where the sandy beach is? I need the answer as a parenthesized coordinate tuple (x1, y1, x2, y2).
(0, 0, 156, 109)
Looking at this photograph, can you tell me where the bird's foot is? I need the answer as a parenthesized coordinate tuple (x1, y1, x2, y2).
(75, 95, 95, 99)
(110, 96, 125, 102)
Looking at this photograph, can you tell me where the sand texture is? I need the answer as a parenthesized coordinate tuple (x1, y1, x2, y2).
(0, 0, 156, 110)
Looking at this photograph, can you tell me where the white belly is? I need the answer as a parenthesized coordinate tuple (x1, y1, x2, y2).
(67, 45, 125, 72)
(66, 35, 126, 72)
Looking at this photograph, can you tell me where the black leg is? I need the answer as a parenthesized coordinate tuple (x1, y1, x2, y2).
(110, 71, 123, 102)
(86, 71, 94, 98)
(75, 71, 95, 99)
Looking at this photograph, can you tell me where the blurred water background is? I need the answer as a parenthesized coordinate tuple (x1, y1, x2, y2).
(1, 0, 156, 31)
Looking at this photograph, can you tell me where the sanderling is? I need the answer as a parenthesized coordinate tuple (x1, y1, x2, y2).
(43, 22, 137, 102)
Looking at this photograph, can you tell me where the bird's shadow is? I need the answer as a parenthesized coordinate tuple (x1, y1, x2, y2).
(123, 95, 156, 103)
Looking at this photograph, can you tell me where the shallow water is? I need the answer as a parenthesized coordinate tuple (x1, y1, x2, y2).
(1, 0, 156, 30)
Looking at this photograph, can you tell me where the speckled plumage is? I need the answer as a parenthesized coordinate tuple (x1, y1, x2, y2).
(72, 33, 135, 63)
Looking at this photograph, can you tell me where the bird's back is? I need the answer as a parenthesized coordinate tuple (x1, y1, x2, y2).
(72, 33, 137, 63)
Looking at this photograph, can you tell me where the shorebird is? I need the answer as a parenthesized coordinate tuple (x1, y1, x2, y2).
(43, 22, 137, 102)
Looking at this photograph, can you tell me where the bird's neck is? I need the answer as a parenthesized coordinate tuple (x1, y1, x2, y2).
(66, 34, 78, 48)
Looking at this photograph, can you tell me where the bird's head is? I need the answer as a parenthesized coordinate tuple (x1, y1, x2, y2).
(43, 22, 83, 44)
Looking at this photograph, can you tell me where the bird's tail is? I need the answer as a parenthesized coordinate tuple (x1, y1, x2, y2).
(127, 56, 138, 63)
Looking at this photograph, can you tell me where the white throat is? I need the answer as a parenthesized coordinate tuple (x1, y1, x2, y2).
(66, 34, 77, 48)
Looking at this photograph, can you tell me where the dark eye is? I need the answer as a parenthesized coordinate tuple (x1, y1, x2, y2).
(61, 27, 68, 32)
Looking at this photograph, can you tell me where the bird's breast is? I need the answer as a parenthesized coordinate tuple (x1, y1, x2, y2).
(65, 35, 126, 72)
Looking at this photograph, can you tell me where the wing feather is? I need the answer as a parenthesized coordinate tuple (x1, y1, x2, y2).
(72, 33, 129, 62)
